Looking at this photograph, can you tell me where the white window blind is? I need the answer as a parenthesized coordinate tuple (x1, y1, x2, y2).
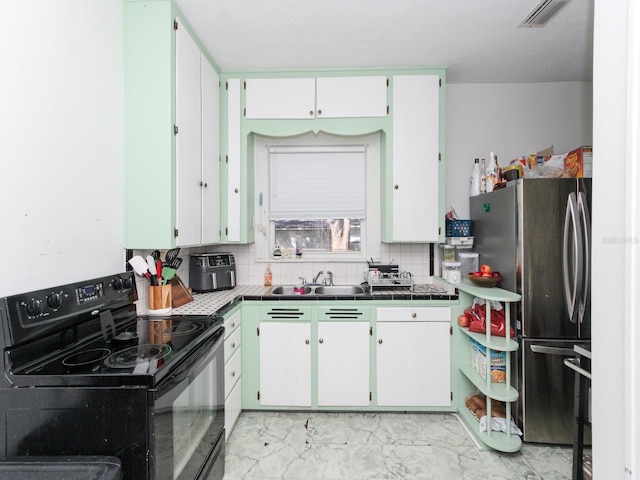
(269, 145, 366, 219)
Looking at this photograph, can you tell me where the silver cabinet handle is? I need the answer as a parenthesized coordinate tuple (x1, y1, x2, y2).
(411, 312, 417, 318)
(378, 339, 383, 344)
(231, 371, 236, 377)
(319, 338, 324, 344)
(231, 342, 236, 348)
(305, 339, 310, 345)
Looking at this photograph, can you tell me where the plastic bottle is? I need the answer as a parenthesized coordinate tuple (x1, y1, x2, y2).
(295, 239, 302, 259)
(470, 158, 481, 196)
(480, 158, 486, 194)
(264, 264, 273, 286)
(485, 152, 498, 193)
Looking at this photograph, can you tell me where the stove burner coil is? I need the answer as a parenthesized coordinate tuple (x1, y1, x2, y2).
(158, 321, 203, 337)
(104, 344, 172, 369)
(62, 348, 112, 367)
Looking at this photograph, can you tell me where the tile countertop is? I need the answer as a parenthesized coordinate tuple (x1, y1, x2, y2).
(171, 281, 459, 317)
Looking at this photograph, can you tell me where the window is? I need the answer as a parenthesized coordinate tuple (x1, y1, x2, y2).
(254, 131, 381, 262)
(269, 145, 366, 256)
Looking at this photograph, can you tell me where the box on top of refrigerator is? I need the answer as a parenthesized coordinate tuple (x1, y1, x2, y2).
(564, 146, 592, 178)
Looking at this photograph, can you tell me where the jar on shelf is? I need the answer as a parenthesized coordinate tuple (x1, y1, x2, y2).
(458, 252, 479, 277)
(441, 244, 456, 262)
(442, 261, 462, 283)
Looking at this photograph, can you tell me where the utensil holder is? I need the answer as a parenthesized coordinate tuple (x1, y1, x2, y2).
(148, 285, 172, 314)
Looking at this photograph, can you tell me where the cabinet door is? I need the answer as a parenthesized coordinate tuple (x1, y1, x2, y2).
(317, 322, 370, 406)
(175, 20, 202, 247)
(226, 78, 241, 242)
(245, 78, 315, 119)
(316, 76, 387, 118)
(201, 55, 220, 244)
(259, 322, 311, 406)
(377, 321, 450, 406)
(391, 75, 440, 241)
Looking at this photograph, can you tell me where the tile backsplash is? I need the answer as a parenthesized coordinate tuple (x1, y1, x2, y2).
(190, 243, 436, 287)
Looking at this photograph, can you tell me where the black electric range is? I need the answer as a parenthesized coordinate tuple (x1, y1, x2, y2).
(0, 272, 225, 480)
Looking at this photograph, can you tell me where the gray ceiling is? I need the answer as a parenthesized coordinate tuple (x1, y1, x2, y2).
(174, 0, 594, 83)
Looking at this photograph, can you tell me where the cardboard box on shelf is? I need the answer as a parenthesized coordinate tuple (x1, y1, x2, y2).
(564, 146, 592, 178)
(472, 339, 507, 383)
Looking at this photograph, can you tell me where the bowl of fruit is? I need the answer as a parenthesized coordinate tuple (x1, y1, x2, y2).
(467, 264, 502, 287)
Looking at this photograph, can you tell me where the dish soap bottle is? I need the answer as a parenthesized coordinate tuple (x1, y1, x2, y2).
(480, 158, 486, 193)
(264, 264, 273, 287)
(485, 152, 498, 193)
(470, 158, 481, 196)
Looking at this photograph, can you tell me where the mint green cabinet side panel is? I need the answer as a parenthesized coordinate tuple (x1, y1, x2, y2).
(241, 303, 260, 408)
(124, 1, 175, 248)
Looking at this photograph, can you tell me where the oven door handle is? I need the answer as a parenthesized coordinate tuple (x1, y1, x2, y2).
(155, 326, 224, 393)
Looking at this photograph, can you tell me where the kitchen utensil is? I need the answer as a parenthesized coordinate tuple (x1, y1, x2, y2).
(169, 257, 182, 269)
(156, 259, 163, 284)
(165, 248, 180, 265)
(147, 255, 158, 286)
(151, 250, 161, 262)
(129, 256, 151, 282)
(161, 267, 177, 284)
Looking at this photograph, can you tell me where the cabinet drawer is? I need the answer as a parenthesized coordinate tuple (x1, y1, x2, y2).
(225, 380, 242, 442)
(224, 326, 241, 364)
(225, 347, 241, 399)
(224, 310, 241, 339)
(260, 306, 312, 321)
(376, 306, 451, 322)
(317, 306, 369, 320)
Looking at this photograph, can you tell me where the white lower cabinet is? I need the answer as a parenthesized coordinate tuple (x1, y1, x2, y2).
(259, 322, 312, 407)
(224, 308, 242, 441)
(317, 322, 370, 406)
(376, 307, 451, 407)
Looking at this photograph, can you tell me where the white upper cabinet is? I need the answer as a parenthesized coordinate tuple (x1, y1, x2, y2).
(245, 78, 315, 119)
(316, 76, 388, 118)
(175, 21, 203, 247)
(175, 20, 220, 247)
(201, 57, 221, 245)
(389, 74, 440, 242)
(244, 76, 388, 119)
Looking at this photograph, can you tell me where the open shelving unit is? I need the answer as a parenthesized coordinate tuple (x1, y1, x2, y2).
(451, 279, 522, 453)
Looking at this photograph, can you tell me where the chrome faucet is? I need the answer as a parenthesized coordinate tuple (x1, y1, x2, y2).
(312, 271, 324, 284)
(325, 271, 334, 286)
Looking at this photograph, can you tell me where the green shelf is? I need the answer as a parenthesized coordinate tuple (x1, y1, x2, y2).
(459, 365, 519, 403)
(458, 325, 519, 352)
(457, 404, 522, 453)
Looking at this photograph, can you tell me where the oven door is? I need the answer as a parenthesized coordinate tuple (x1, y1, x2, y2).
(152, 327, 225, 480)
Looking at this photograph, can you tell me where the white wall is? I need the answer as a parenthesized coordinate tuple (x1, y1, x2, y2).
(0, 1, 124, 296)
(446, 82, 593, 218)
(592, 0, 632, 477)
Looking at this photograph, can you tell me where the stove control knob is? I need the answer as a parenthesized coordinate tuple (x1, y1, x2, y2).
(123, 276, 134, 290)
(25, 299, 43, 317)
(113, 277, 125, 291)
(46, 292, 63, 310)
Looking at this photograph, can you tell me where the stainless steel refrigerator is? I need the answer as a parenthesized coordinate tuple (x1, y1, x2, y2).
(470, 178, 591, 444)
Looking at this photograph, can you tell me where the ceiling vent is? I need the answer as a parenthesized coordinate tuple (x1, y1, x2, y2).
(519, 0, 570, 28)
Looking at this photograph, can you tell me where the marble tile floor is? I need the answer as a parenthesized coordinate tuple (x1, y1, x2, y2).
(224, 411, 574, 480)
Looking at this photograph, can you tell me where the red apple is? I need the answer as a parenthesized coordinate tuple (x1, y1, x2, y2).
(480, 264, 492, 274)
(492, 271, 501, 277)
(482, 272, 493, 277)
(472, 271, 482, 277)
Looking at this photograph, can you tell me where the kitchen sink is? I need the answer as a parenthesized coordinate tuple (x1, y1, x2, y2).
(313, 285, 366, 296)
(271, 285, 313, 295)
(270, 285, 367, 296)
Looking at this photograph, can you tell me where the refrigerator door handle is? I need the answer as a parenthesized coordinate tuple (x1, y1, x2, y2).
(530, 344, 576, 356)
(577, 191, 591, 325)
(562, 192, 583, 323)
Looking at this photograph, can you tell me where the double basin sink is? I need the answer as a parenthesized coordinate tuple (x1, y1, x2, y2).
(271, 285, 367, 296)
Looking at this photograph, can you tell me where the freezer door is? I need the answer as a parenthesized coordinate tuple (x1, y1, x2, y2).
(519, 338, 591, 445)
